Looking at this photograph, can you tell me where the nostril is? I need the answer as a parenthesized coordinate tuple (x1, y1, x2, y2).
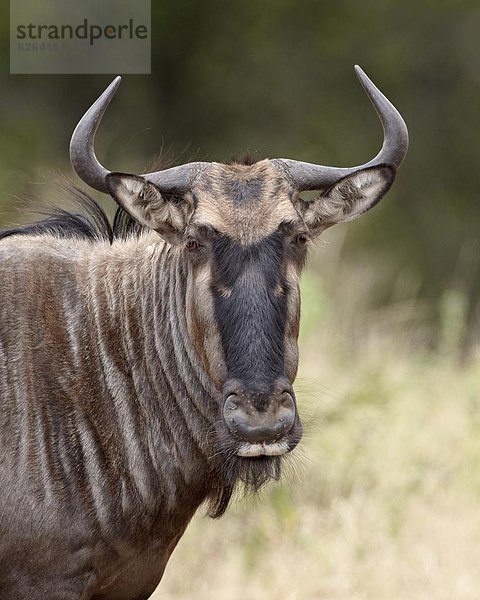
(276, 392, 296, 432)
(224, 394, 240, 412)
(280, 391, 295, 408)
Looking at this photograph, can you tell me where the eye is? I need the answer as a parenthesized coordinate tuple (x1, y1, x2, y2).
(292, 233, 309, 247)
(185, 238, 200, 252)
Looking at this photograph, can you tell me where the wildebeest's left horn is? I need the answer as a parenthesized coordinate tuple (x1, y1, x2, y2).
(70, 77, 210, 193)
(277, 65, 409, 191)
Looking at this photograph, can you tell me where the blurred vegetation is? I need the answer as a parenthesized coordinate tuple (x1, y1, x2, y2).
(1, 1, 480, 348)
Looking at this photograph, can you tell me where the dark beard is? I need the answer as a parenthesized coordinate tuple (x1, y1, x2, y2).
(206, 452, 282, 518)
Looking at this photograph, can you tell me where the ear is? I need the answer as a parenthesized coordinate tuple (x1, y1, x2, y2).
(105, 172, 193, 243)
(301, 165, 395, 234)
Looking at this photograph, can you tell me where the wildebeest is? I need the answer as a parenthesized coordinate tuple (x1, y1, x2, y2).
(0, 66, 407, 599)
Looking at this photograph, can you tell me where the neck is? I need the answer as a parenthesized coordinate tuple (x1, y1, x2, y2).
(84, 236, 223, 521)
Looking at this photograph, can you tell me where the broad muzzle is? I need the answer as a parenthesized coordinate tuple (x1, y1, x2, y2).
(222, 377, 296, 445)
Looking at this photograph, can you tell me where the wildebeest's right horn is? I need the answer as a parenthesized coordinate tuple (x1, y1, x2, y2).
(277, 65, 409, 191)
(70, 77, 210, 194)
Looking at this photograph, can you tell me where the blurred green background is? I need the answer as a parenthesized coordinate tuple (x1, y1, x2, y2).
(2, 1, 480, 598)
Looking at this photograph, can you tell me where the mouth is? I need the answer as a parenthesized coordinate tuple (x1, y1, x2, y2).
(236, 438, 290, 457)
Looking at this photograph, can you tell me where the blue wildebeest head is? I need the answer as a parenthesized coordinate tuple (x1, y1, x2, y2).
(70, 66, 408, 481)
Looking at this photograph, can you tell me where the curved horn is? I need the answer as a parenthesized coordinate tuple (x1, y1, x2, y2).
(277, 65, 409, 191)
(70, 76, 121, 193)
(70, 77, 210, 193)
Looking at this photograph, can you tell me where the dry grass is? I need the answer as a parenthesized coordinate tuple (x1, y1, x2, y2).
(152, 240, 480, 600)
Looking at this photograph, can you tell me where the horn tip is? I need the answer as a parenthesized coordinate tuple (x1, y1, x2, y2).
(111, 76, 122, 91)
(354, 64, 370, 85)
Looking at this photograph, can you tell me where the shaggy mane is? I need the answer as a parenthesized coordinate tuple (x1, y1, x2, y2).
(0, 186, 146, 244)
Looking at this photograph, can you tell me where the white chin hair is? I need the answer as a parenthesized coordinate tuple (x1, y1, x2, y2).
(236, 440, 289, 457)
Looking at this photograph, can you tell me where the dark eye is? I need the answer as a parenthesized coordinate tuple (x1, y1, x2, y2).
(292, 233, 309, 247)
(185, 239, 200, 252)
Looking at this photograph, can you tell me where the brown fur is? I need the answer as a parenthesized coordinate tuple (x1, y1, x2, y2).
(191, 160, 300, 245)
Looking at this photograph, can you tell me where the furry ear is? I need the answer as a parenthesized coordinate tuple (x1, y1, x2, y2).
(300, 165, 395, 234)
(106, 173, 193, 243)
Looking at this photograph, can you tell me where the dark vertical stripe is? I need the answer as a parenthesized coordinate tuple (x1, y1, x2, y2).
(211, 232, 288, 388)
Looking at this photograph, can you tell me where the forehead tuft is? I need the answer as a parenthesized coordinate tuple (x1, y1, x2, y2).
(191, 160, 298, 244)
